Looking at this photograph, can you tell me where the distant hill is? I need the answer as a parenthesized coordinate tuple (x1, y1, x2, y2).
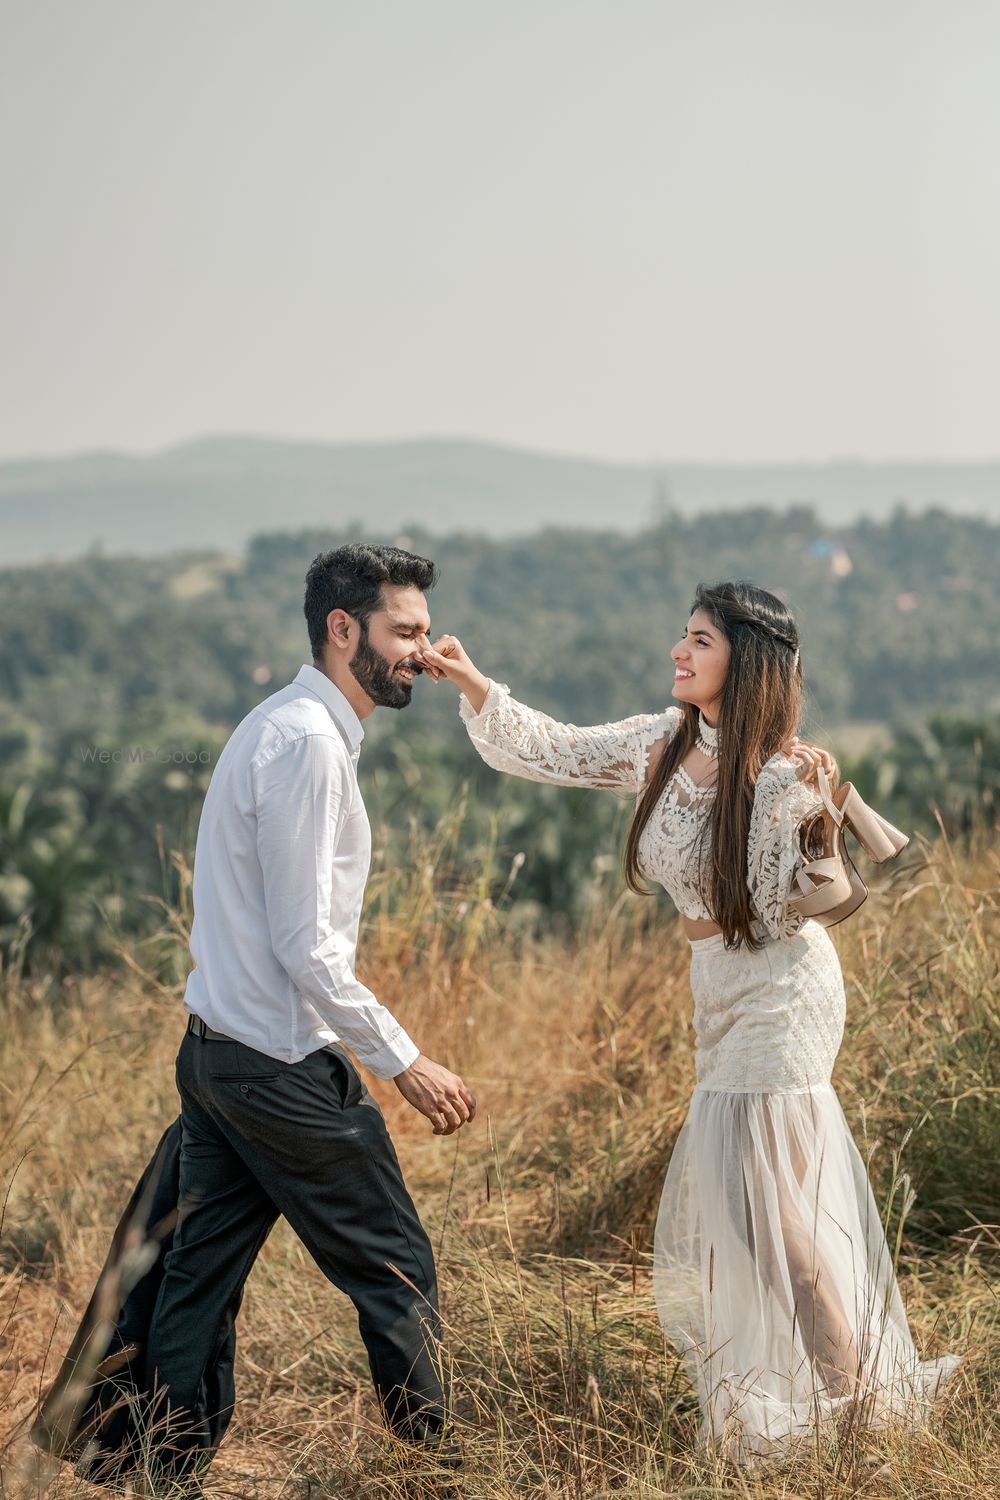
(1, 434, 999, 564)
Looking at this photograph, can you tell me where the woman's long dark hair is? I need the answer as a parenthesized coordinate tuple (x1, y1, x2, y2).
(623, 580, 804, 950)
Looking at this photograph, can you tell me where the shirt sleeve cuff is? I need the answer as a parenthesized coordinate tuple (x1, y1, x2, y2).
(355, 1027, 421, 1080)
(458, 678, 509, 724)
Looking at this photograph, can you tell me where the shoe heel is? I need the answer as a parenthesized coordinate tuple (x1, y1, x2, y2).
(840, 786, 909, 862)
(822, 855, 869, 927)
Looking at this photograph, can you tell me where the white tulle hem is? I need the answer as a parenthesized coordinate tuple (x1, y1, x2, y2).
(653, 1084, 959, 1463)
(692, 1351, 961, 1463)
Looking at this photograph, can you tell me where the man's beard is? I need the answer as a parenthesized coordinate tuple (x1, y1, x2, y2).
(349, 624, 422, 709)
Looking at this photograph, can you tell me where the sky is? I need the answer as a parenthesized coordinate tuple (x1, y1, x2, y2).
(1, 0, 998, 465)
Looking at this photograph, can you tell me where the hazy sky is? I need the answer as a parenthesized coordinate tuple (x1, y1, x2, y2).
(1, 0, 997, 464)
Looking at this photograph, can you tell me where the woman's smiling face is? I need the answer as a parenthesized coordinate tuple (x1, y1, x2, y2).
(670, 607, 732, 723)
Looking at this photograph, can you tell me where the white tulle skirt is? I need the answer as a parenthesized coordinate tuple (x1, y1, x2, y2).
(653, 922, 959, 1463)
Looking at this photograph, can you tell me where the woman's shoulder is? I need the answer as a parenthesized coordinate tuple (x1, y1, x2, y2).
(756, 748, 801, 786)
(628, 703, 684, 755)
(630, 704, 684, 785)
(627, 703, 683, 734)
(753, 748, 824, 814)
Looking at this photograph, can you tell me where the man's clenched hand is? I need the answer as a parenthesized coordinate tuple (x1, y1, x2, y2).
(394, 1054, 477, 1135)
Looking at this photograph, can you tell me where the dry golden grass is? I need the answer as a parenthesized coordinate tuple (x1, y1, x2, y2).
(0, 827, 997, 1498)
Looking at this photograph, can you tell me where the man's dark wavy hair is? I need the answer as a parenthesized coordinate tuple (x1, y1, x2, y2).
(304, 543, 438, 661)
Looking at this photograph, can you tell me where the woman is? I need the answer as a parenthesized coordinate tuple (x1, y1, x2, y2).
(418, 579, 958, 1462)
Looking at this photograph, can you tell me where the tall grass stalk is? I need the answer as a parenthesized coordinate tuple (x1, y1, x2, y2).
(0, 817, 996, 1496)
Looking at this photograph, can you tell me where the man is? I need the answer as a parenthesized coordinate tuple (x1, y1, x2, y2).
(141, 543, 475, 1491)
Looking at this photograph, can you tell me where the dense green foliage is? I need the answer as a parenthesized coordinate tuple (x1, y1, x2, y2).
(1, 506, 998, 972)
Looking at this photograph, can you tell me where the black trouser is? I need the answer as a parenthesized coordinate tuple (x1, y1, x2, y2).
(31, 1116, 240, 1483)
(142, 1026, 452, 1481)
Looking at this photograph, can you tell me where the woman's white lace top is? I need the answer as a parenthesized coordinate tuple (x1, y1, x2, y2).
(459, 679, 824, 941)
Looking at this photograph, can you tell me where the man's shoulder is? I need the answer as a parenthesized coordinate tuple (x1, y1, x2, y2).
(234, 686, 353, 772)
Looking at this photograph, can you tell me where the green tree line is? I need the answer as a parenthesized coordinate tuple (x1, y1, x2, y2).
(1, 507, 998, 974)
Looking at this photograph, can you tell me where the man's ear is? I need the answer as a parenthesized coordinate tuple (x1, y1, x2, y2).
(326, 608, 354, 652)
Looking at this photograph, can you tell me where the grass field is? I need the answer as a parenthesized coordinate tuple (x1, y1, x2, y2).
(1, 827, 997, 1498)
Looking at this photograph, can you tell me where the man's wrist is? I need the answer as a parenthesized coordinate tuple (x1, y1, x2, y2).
(365, 1030, 420, 1079)
(392, 1050, 423, 1080)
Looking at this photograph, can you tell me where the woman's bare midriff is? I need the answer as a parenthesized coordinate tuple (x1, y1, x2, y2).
(681, 915, 723, 940)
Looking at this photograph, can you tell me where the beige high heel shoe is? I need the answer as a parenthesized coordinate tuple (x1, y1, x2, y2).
(788, 766, 909, 928)
(835, 780, 910, 862)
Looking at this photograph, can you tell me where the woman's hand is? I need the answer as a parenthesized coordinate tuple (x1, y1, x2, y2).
(417, 635, 492, 713)
(785, 736, 838, 786)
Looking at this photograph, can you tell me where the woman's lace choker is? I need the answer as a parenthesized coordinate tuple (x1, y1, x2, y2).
(696, 715, 719, 758)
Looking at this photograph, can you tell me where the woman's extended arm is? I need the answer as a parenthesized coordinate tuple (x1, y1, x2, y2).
(418, 635, 681, 791)
(460, 677, 681, 790)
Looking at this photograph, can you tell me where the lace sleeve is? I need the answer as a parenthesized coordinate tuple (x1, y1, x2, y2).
(746, 753, 825, 940)
(458, 679, 682, 792)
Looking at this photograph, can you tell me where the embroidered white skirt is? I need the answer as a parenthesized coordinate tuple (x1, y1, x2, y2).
(652, 921, 959, 1463)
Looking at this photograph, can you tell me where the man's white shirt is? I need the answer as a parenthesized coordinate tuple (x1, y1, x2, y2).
(182, 662, 420, 1078)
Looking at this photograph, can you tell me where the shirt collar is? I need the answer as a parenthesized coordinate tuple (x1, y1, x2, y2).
(292, 663, 365, 751)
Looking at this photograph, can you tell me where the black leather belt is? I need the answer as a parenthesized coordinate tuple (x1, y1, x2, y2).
(187, 1014, 234, 1042)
